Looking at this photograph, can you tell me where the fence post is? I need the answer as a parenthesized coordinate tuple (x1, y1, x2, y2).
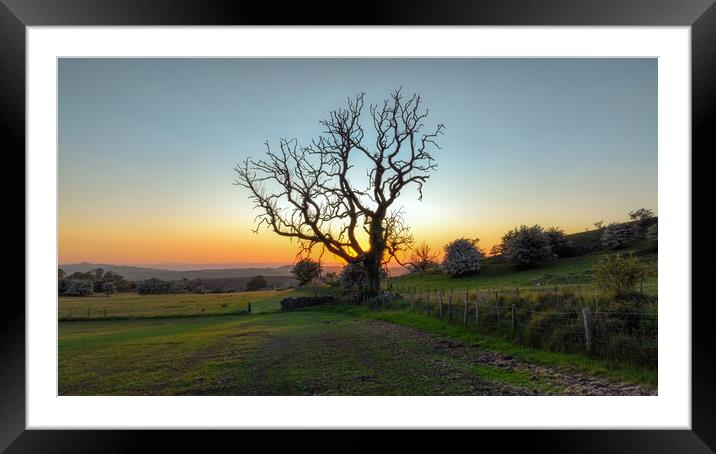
(511, 304, 517, 330)
(104, 309, 107, 318)
(496, 299, 502, 329)
(582, 307, 593, 352)
(463, 289, 468, 325)
(475, 301, 479, 329)
(248, 302, 252, 313)
(448, 292, 453, 322)
(87, 309, 90, 318)
(439, 290, 443, 318)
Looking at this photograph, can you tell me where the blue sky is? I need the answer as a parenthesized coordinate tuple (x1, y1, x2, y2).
(58, 58, 657, 266)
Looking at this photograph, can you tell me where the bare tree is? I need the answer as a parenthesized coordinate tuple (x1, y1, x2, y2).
(235, 89, 445, 293)
(406, 242, 439, 273)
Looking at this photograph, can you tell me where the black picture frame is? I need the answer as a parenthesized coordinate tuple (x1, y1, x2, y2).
(4, 0, 713, 451)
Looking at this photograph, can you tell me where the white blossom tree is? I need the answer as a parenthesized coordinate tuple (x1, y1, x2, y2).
(442, 238, 483, 277)
(601, 222, 640, 249)
(501, 225, 553, 267)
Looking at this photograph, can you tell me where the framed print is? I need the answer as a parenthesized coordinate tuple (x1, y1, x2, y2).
(5, 0, 713, 451)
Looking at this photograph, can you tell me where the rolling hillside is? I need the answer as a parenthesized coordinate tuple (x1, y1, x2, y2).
(58, 262, 302, 281)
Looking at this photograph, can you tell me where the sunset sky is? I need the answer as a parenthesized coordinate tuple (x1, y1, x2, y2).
(58, 58, 657, 268)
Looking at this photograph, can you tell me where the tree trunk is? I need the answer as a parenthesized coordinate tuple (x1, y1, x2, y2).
(363, 214, 386, 295)
(363, 253, 382, 296)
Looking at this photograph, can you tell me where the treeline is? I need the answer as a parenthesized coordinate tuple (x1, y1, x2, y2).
(136, 278, 218, 295)
(58, 268, 295, 297)
(136, 275, 281, 295)
(407, 208, 657, 277)
(58, 267, 135, 296)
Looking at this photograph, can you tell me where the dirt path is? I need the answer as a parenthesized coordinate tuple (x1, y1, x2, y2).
(59, 312, 655, 396)
(220, 316, 655, 396)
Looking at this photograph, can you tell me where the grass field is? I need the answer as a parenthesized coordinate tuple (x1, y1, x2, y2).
(58, 244, 657, 395)
(58, 289, 316, 320)
(59, 308, 654, 395)
(390, 243, 657, 296)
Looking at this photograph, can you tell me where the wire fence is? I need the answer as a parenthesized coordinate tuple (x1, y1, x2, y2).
(58, 301, 253, 320)
(369, 284, 658, 368)
(58, 283, 657, 368)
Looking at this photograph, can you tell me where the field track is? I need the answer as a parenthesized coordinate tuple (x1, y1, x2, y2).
(59, 310, 654, 396)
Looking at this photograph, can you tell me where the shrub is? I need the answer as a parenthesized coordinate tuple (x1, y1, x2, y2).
(545, 227, 572, 257)
(63, 279, 93, 296)
(169, 280, 189, 294)
(58, 278, 67, 295)
(601, 222, 640, 249)
(629, 208, 655, 230)
(246, 275, 268, 291)
(489, 244, 504, 257)
(87, 270, 134, 293)
(502, 225, 552, 267)
(441, 238, 482, 276)
(594, 253, 646, 295)
(114, 279, 136, 293)
(646, 223, 657, 248)
(598, 292, 657, 313)
(137, 278, 172, 295)
(367, 291, 401, 307)
(101, 281, 116, 296)
(291, 258, 322, 286)
(320, 271, 339, 287)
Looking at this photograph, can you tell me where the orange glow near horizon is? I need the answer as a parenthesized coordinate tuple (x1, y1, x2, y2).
(58, 213, 604, 267)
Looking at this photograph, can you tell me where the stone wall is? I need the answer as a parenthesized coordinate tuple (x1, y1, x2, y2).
(280, 295, 339, 310)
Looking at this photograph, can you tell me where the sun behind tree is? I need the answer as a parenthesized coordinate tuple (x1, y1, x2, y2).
(236, 89, 445, 294)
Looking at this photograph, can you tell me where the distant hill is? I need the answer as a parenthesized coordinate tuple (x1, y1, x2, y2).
(59, 262, 300, 281)
(59, 262, 408, 282)
(563, 217, 657, 254)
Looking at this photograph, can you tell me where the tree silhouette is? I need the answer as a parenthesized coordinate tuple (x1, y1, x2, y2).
(235, 89, 445, 293)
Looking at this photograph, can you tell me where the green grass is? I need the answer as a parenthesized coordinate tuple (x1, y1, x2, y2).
(309, 304, 657, 387)
(389, 243, 657, 296)
(58, 288, 317, 320)
(57, 243, 657, 394)
(468, 364, 562, 394)
(59, 310, 557, 395)
(59, 304, 655, 395)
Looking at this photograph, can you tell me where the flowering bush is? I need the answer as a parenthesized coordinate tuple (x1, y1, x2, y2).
(502, 225, 553, 267)
(545, 227, 572, 257)
(63, 278, 93, 296)
(601, 222, 640, 249)
(441, 238, 482, 277)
